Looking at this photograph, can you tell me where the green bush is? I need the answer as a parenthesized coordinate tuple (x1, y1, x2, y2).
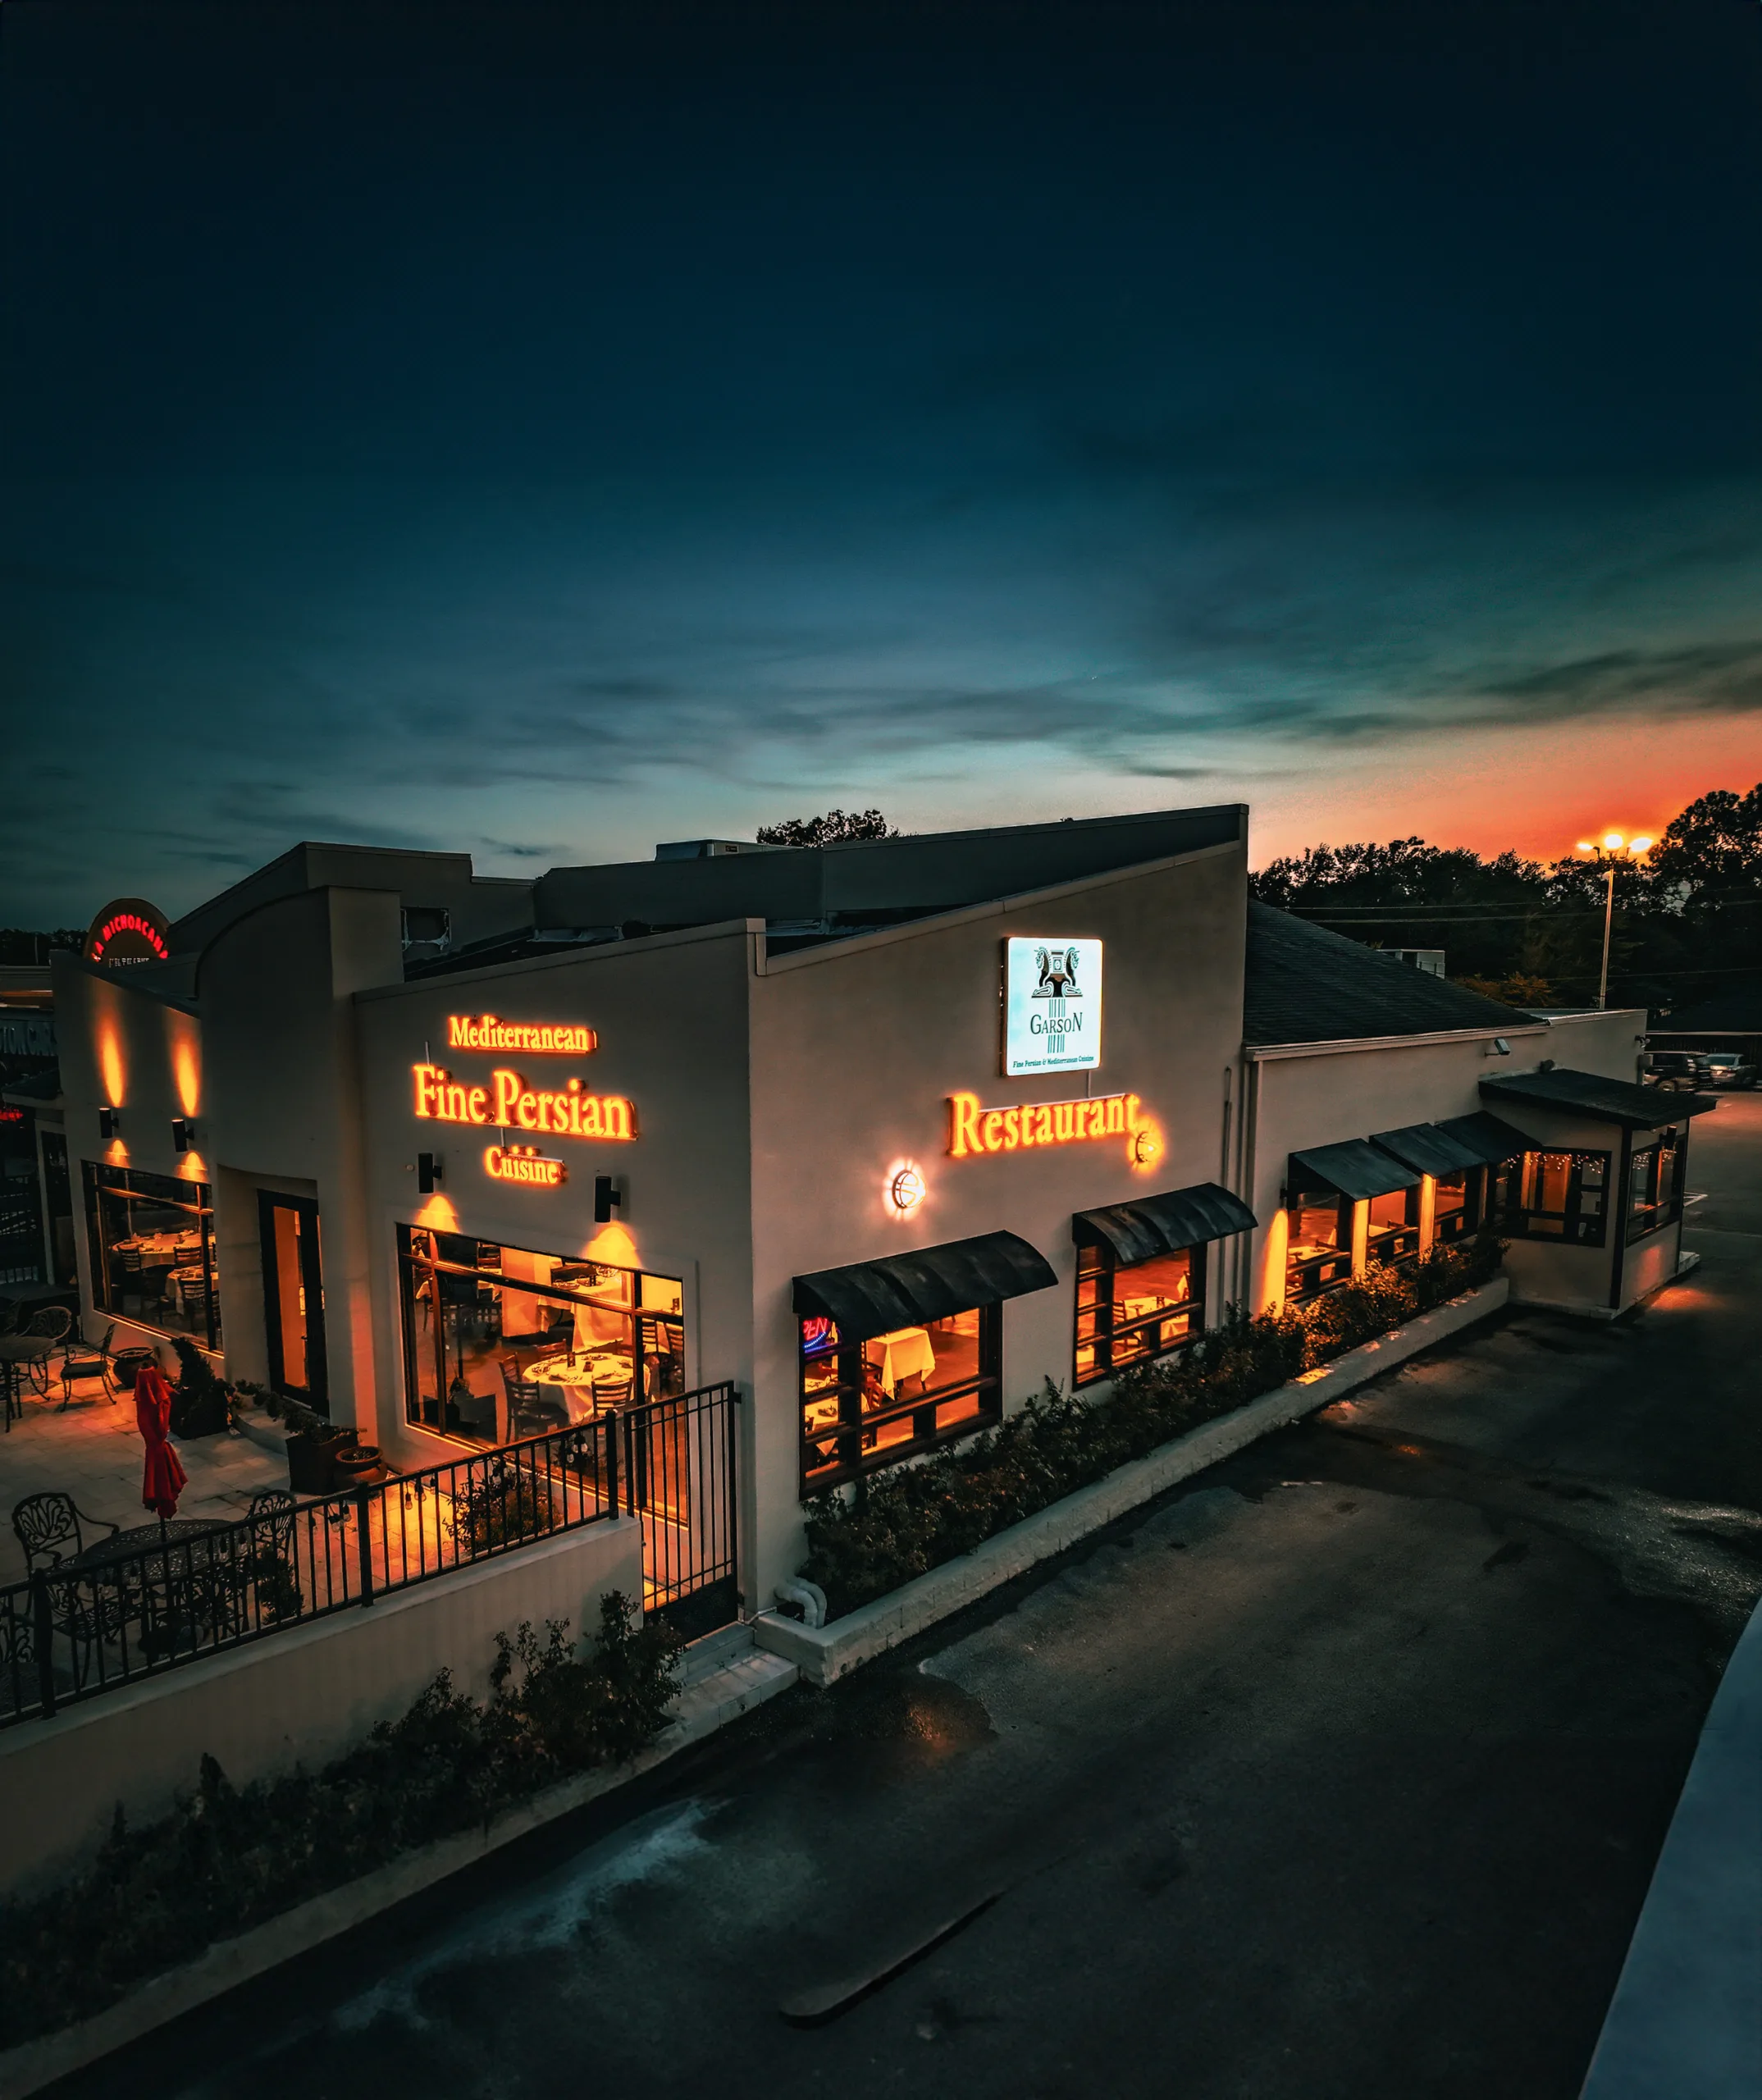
(0, 1592, 682, 2051)
(799, 1232, 1504, 1620)
(167, 1336, 231, 1439)
(453, 1455, 559, 1551)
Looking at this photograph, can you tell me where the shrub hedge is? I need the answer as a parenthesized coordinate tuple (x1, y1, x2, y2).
(799, 1232, 1503, 1620)
(0, 1591, 682, 2052)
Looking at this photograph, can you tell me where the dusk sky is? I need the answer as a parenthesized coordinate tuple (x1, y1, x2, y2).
(4, 0, 1760, 928)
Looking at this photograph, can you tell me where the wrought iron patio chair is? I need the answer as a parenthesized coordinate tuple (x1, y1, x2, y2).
(11, 1491, 119, 1573)
(57, 1323, 119, 1408)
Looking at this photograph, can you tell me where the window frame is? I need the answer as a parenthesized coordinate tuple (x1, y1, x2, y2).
(396, 1224, 685, 1445)
(1073, 1238, 1205, 1390)
(798, 1301, 1002, 1495)
(81, 1161, 221, 1349)
(1284, 1189, 1353, 1303)
(1431, 1165, 1485, 1245)
(1505, 1149, 1612, 1248)
(1626, 1128, 1684, 1244)
(1364, 1185, 1422, 1267)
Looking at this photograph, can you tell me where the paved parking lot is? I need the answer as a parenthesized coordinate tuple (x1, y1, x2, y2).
(74, 1093, 1762, 2100)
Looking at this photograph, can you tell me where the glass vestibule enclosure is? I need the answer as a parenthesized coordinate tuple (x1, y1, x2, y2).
(398, 1225, 685, 1447)
(84, 1162, 221, 1348)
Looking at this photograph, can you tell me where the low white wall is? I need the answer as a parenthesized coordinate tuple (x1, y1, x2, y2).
(0, 1516, 642, 1896)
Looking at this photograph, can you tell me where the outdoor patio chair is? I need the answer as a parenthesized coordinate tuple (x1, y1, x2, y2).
(242, 1490, 303, 1625)
(57, 1323, 119, 1408)
(11, 1491, 120, 1573)
(0, 1308, 74, 1397)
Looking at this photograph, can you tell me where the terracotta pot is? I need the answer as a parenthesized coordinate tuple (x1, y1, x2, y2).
(330, 1443, 381, 1481)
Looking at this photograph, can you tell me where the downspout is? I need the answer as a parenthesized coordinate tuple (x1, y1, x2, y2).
(1609, 1126, 1632, 1312)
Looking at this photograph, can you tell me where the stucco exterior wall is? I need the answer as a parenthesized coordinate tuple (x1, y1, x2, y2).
(0, 1515, 643, 1897)
(745, 840, 1250, 1609)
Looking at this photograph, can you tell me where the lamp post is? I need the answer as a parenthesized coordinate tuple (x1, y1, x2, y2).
(1573, 830, 1652, 1010)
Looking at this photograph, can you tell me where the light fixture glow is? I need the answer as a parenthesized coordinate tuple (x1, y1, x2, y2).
(1630, 835, 1653, 853)
(1575, 841, 1595, 855)
(889, 1163, 926, 1214)
(1602, 830, 1625, 851)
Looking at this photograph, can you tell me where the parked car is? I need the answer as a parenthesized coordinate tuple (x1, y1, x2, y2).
(1700, 1049, 1758, 1089)
(1646, 1051, 1713, 1093)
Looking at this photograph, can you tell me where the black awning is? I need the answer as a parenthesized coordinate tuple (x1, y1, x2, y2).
(1288, 1139, 1419, 1202)
(1435, 1110, 1535, 1166)
(792, 1230, 1058, 1344)
(1073, 1181, 1258, 1267)
(1369, 1122, 1483, 1178)
(1481, 1067, 1720, 1130)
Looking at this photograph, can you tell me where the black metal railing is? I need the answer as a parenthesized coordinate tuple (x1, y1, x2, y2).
(624, 1381, 740, 1637)
(0, 1411, 624, 1729)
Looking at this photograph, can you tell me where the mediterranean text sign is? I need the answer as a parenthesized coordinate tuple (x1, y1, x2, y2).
(1003, 938, 1102, 1075)
(447, 1015, 596, 1054)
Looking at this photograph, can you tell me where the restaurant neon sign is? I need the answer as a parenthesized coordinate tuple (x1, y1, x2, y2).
(413, 1064, 635, 1142)
(946, 1089, 1143, 1158)
(485, 1144, 567, 1188)
(446, 1014, 596, 1055)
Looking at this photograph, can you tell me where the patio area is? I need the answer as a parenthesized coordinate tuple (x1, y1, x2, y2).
(0, 1370, 288, 1586)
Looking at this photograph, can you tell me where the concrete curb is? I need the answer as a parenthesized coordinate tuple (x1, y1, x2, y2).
(755, 1277, 1510, 1687)
(0, 1647, 797, 2100)
(1578, 1592, 1762, 2100)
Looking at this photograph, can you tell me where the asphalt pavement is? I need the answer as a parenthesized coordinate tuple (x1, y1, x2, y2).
(65, 1094, 1762, 2100)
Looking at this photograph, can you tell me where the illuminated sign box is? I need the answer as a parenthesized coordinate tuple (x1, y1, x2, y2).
(1003, 938, 1102, 1076)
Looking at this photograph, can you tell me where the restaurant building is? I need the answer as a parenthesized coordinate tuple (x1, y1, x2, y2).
(49, 808, 1714, 1630)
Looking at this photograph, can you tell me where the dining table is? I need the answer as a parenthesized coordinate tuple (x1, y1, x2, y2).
(58, 1518, 238, 1655)
(864, 1326, 937, 1397)
(524, 1354, 635, 1424)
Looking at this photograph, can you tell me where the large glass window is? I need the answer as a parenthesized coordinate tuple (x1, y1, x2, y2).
(398, 1226, 684, 1447)
(800, 1304, 1000, 1492)
(1508, 1151, 1610, 1247)
(82, 1163, 221, 1348)
(1075, 1241, 1203, 1389)
(1285, 1193, 1352, 1303)
(1365, 1187, 1420, 1267)
(1431, 1167, 1485, 1244)
(1627, 1130, 1684, 1244)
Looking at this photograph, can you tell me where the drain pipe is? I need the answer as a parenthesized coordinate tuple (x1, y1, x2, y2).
(774, 1577, 827, 1629)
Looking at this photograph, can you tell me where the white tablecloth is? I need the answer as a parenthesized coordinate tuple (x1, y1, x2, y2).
(526, 1354, 633, 1424)
(864, 1326, 936, 1397)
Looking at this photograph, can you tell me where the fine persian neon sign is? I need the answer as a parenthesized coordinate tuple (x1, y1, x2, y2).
(413, 1065, 636, 1142)
(947, 1089, 1144, 1157)
(446, 1015, 596, 1055)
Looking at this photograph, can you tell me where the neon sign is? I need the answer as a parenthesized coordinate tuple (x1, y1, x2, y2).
(413, 1065, 636, 1142)
(486, 1144, 566, 1188)
(947, 1089, 1143, 1158)
(85, 897, 172, 968)
(447, 1015, 596, 1055)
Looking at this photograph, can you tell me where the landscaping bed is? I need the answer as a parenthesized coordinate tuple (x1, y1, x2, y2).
(800, 1238, 1503, 1621)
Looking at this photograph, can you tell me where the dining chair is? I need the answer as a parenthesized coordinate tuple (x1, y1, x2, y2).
(57, 1323, 119, 1408)
(11, 1491, 120, 1573)
(591, 1375, 632, 1414)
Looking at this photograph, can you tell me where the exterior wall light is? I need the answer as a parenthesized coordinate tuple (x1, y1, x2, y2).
(889, 1164, 925, 1214)
(98, 1107, 121, 1140)
(593, 1174, 623, 1224)
(1131, 1127, 1162, 1166)
(171, 1117, 195, 1153)
(418, 1151, 444, 1194)
(1486, 1037, 1511, 1057)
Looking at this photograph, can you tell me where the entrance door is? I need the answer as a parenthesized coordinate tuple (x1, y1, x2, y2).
(258, 1194, 328, 1414)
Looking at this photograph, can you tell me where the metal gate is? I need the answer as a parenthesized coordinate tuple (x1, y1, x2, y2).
(619, 1380, 741, 1640)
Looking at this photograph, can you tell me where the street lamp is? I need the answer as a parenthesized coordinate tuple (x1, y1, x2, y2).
(1573, 831, 1653, 1010)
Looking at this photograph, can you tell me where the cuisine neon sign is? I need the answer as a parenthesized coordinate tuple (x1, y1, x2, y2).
(947, 1089, 1148, 1159)
(413, 1065, 636, 1142)
(486, 1144, 566, 1188)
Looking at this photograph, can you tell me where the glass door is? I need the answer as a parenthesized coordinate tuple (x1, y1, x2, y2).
(258, 1193, 327, 1414)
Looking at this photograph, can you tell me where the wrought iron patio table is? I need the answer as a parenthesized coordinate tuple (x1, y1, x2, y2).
(60, 1519, 238, 1658)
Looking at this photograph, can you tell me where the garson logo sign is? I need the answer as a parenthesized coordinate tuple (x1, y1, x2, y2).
(413, 1065, 635, 1143)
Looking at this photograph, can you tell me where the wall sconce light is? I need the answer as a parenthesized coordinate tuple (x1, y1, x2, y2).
(593, 1175, 623, 1225)
(889, 1164, 926, 1214)
(418, 1151, 444, 1194)
(171, 1117, 195, 1153)
(1132, 1127, 1162, 1166)
(98, 1107, 121, 1140)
